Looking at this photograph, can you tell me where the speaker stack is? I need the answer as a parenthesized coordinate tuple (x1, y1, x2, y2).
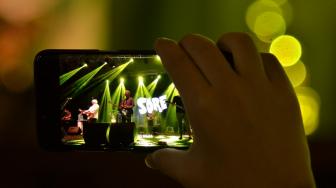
(82, 122, 135, 147)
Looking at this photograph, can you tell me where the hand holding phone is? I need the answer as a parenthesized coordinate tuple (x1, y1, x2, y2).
(146, 33, 315, 188)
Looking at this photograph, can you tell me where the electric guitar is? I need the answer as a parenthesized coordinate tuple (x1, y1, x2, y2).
(78, 109, 95, 119)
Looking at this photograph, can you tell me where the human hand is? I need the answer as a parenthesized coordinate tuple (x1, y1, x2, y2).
(146, 33, 315, 188)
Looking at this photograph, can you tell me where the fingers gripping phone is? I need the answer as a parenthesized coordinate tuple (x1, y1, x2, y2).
(34, 50, 193, 151)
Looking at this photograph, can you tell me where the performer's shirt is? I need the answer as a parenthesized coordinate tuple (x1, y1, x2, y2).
(120, 97, 134, 113)
(88, 104, 99, 119)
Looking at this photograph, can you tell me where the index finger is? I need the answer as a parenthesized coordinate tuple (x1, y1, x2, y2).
(155, 38, 209, 100)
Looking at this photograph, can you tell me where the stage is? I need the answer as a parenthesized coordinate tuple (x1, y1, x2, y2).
(63, 134, 193, 149)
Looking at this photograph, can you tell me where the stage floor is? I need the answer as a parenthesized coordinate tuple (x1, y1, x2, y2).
(63, 134, 193, 148)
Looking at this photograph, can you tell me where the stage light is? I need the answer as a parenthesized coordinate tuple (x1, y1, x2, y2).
(270, 35, 302, 67)
(147, 75, 161, 95)
(138, 76, 144, 85)
(99, 79, 112, 123)
(60, 64, 88, 85)
(120, 77, 125, 84)
(103, 62, 108, 65)
(155, 55, 161, 61)
(112, 65, 116, 68)
(63, 63, 106, 97)
(130, 58, 134, 63)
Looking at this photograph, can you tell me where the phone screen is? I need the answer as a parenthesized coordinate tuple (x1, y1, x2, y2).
(55, 51, 192, 150)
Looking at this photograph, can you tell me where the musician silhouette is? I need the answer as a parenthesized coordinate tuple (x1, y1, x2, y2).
(172, 95, 192, 139)
(119, 90, 134, 124)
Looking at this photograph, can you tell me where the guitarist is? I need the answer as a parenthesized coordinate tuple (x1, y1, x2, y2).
(172, 95, 192, 140)
(79, 99, 99, 124)
(119, 90, 134, 124)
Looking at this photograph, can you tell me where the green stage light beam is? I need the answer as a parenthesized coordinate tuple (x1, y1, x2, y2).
(133, 76, 152, 134)
(99, 80, 112, 123)
(135, 76, 151, 100)
(59, 64, 87, 85)
(64, 63, 106, 98)
(147, 75, 160, 95)
(79, 60, 131, 95)
(110, 81, 126, 121)
(162, 83, 178, 132)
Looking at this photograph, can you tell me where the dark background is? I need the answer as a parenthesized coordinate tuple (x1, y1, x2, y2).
(0, 0, 335, 187)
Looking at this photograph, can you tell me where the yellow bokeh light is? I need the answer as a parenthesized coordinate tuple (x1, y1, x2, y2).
(284, 61, 307, 87)
(245, 0, 282, 33)
(295, 87, 320, 135)
(253, 11, 286, 43)
(270, 35, 302, 67)
(281, 1, 293, 26)
(271, 0, 287, 6)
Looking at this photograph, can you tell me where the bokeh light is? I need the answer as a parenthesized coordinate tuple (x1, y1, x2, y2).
(253, 11, 286, 42)
(296, 87, 320, 135)
(271, 0, 287, 6)
(0, 64, 33, 93)
(245, 0, 282, 33)
(284, 60, 307, 87)
(269, 35, 302, 67)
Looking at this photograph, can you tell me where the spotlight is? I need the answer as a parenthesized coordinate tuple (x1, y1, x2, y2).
(103, 62, 108, 65)
(157, 75, 161, 79)
(138, 76, 143, 81)
(112, 65, 116, 68)
(155, 55, 161, 61)
(130, 58, 134, 63)
(138, 76, 144, 84)
(83, 63, 88, 68)
(120, 77, 125, 84)
(106, 80, 109, 84)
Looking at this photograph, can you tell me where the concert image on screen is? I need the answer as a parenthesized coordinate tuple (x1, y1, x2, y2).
(59, 53, 192, 150)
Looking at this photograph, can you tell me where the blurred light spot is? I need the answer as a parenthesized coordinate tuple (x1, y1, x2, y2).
(253, 11, 286, 43)
(0, 64, 33, 93)
(245, 0, 282, 33)
(0, 0, 58, 25)
(271, 0, 287, 6)
(269, 35, 302, 67)
(281, 1, 293, 26)
(296, 87, 320, 135)
(284, 61, 307, 87)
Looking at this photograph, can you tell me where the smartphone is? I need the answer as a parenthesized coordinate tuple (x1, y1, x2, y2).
(34, 50, 193, 151)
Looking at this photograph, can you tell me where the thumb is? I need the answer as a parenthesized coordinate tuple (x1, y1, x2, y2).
(145, 148, 188, 181)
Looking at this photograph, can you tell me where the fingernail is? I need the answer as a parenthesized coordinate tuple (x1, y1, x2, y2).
(145, 154, 155, 169)
(155, 37, 175, 46)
